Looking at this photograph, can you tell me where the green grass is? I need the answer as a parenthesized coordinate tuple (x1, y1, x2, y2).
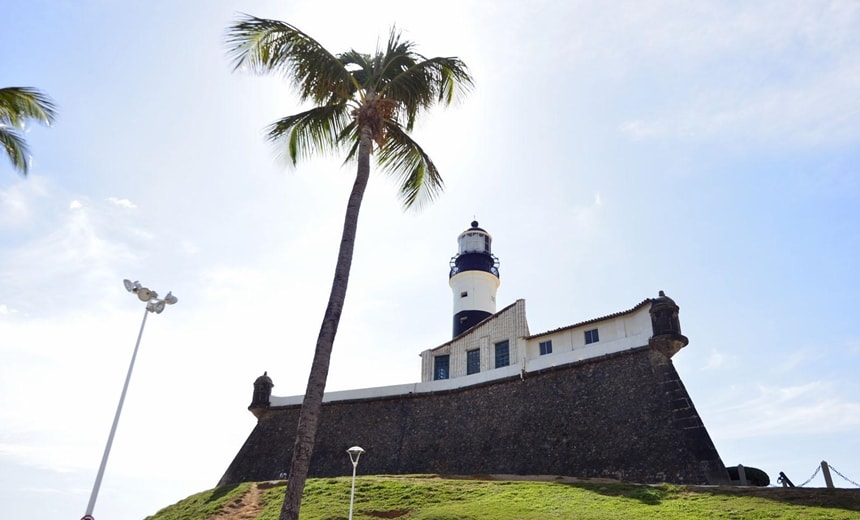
(145, 481, 251, 520)
(147, 476, 860, 520)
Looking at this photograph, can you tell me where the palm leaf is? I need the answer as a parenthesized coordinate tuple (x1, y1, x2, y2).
(380, 56, 473, 130)
(337, 121, 361, 165)
(338, 50, 373, 88)
(266, 102, 352, 165)
(372, 28, 419, 86)
(0, 126, 29, 174)
(0, 87, 57, 127)
(226, 15, 357, 104)
(376, 123, 444, 209)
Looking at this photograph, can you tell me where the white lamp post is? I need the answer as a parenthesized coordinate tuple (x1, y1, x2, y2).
(82, 280, 177, 520)
(347, 446, 365, 520)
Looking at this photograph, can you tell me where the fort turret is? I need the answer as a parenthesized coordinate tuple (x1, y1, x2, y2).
(449, 221, 500, 337)
(648, 290, 689, 358)
(250, 371, 273, 416)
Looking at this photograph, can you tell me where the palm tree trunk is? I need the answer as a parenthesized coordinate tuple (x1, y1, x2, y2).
(279, 125, 374, 520)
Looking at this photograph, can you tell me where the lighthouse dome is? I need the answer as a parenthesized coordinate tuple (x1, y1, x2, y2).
(457, 221, 492, 255)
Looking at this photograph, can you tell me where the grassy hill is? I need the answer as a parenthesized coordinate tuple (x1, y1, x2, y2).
(146, 475, 860, 520)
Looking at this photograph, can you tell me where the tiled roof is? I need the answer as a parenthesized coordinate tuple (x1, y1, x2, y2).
(427, 297, 654, 351)
(525, 298, 652, 340)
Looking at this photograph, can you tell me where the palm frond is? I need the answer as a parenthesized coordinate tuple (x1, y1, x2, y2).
(375, 123, 444, 210)
(226, 18, 471, 210)
(337, 121, 361, 165)
(226, 15, 357, 103)
(380, 56, 473, 130)
(266, 103, 352, 165)
(0, 87, 57, 127)
(0, 125, 29, 174)
(338, 50, 373, 89)
(373, 28, 418, 84)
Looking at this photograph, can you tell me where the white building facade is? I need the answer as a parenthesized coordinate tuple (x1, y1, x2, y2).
(420, 298, 655, 385)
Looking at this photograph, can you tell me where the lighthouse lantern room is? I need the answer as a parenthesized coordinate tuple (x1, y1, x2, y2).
(449, 221, 501, 337)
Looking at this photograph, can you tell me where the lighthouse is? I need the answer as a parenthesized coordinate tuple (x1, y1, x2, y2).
(449, 221, 500, 337)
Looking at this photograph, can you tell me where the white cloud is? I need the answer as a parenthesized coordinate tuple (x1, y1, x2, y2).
(774, 349, 822, 374)
(0, 177, 49, 227)
(107, 197, 136, 209)
(18, 486, 87, 497)
(709, 382, 860, 439)
(1, 191, 31, 223)
(703, 350, 726, 371)
(619, 120, 664, 141)
(0, 196, 143, 318)
(621, 67, 860, 147)
(606, 2, 860, 147)
(566, 192, 604, 239)
(842, 338, 860, 356)
(179, 239, 199, 256)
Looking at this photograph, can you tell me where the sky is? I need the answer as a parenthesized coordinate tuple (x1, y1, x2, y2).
(2, 0, 859, 518)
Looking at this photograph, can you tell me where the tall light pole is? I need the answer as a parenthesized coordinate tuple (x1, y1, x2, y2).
(347, 446, 365, 520)
(81, 280, 177, 520)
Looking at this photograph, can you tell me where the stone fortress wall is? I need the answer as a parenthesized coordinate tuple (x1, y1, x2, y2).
(219, 328, 728, 485)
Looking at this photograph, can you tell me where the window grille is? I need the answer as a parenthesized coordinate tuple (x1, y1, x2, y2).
(539, 340, 553, 355)
(467, 349, 480, 374)
(495, 340, 510, 368)
(434, 355, 450, 380)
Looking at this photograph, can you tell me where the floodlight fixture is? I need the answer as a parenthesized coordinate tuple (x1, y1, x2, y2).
(136, 287, 155, 302)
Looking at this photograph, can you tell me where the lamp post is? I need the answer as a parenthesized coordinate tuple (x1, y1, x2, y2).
(347, 446, 365, 520)
(82, 280, 177, 520)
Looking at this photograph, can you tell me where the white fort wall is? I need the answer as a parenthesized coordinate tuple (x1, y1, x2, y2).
(422, 298, 652, 382)
(268, 298, 655, 407)
(525, 302, 653, 366)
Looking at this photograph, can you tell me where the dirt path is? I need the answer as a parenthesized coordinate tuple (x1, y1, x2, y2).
(206, 483, 265, 520)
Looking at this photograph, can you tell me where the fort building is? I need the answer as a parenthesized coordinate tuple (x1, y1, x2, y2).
(219, 222, 728, 486)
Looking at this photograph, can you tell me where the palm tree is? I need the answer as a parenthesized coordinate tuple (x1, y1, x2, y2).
(227, 16, 473, 520)
(0, 87, 57, 175)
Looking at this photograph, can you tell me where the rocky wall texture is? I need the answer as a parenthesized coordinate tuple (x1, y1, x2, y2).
(219, 345, 727, 485)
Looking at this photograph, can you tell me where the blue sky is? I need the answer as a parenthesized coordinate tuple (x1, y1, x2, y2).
(2, 1, 859, 518)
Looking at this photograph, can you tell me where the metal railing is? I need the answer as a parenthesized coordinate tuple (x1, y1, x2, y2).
(449, 253, 500, 278)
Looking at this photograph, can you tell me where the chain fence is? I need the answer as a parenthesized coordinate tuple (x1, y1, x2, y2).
(797, 465, 821, 487)
(828, 463, 860, 488)
(790, 462, 859, 488)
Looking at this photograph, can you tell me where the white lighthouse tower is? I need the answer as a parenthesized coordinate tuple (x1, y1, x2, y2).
(449, 221, 500, 337)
